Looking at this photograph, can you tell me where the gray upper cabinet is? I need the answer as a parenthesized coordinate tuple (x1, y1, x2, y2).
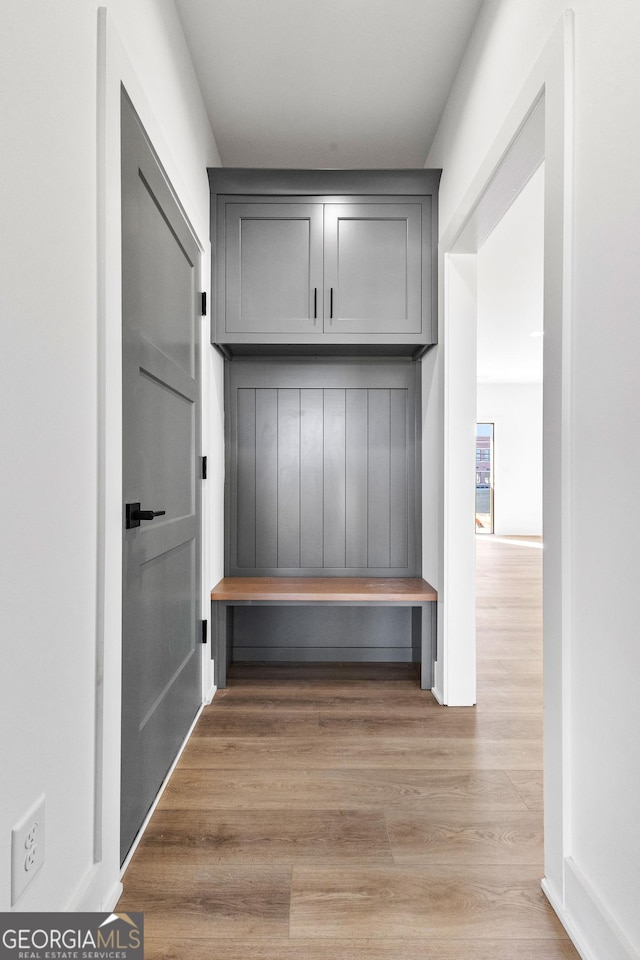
(209, 170, 440, 355)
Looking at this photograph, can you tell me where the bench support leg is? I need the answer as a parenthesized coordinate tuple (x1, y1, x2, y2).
(212, 602, 233, 689)
(412, 604, 435, 690)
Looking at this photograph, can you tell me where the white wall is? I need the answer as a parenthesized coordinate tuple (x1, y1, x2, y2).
(0, 0, 100, 913)
(477, 384, 542, 536)
(428, 1, 640, 957)
(0, 0, 223, 912)
(476, 164, 545, 385)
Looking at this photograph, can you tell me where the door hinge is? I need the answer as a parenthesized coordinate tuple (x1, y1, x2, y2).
(201, 620, 208, 645)
(200, 291, 207, 316)
(201, 455, 207, 479)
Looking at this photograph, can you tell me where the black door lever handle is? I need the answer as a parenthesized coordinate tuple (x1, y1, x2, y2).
(125, 502, 166, 529)
(136, 509, 166, 520)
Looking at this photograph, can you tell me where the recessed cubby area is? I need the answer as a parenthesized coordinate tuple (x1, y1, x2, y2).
(209, 169, 440, 688)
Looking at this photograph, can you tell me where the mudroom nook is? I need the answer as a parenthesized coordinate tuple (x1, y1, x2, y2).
(208, 169, 440, 688)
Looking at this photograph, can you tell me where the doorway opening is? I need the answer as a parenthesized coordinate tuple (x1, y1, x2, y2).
(437, 89, 549, 708)
(438, 13, 573, 904)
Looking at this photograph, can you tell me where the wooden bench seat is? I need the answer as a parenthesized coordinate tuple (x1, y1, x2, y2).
(210, 576, 437, 690)
(211, 576, 437, 604)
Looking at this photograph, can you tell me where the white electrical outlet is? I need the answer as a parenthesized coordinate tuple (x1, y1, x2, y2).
(11, 795, 46, 905)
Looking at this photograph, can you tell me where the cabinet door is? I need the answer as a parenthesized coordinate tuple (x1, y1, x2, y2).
(323, 203, 423, 335)
(224, 202, 323, 335)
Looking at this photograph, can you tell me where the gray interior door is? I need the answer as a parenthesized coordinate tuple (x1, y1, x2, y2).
(120, 93, 202, 863)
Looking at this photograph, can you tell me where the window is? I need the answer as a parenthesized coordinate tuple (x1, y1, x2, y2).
(475, 423, 494, 534)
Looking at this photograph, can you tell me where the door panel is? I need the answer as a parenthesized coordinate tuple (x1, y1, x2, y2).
(136, 357, 195, 520)
(120, 93, 201, 864)
(335, 218, 408, 320)
(224, 202, 323, 334)
(136, 537, 197, 724)
(133, 176, 196, 376)
(324, 203, 423, 334)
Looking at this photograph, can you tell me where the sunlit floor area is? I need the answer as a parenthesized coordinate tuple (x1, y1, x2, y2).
(119, 536, 579, 959)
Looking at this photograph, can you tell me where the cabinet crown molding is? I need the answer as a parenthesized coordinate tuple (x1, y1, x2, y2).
(208, 167, 441, 197)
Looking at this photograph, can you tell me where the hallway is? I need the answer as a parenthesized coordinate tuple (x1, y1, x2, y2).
(119, 537, 578, 959)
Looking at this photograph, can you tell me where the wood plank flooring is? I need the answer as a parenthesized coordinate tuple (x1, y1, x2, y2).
(118, 536, 579, 959)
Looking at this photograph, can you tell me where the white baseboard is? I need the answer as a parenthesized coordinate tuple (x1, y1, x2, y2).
(67, 864, 102, 912)
(67, 864, 123, 913)
(202, 652, 216, 703)
(430, 681, 476, 706)
(542, 859, 640, 960)
(103, 879, 124, 912)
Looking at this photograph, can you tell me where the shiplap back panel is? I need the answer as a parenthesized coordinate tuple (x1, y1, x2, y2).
(226, 359, 420, 576)
(231, 607, 416, 663)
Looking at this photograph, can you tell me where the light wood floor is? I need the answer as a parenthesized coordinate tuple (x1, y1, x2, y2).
(119, 536, 579, 959)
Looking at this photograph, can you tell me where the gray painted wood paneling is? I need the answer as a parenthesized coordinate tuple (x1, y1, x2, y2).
(323, 389, 347, 569)
(277, 389, 301, 568)
(226, 359, 420, 577)
(232, 607, 413, 663)
(236, 388, 256, 567)
(368, 389, 392, 567)
(255, 389, 279, 568)
(345, 389, 368, 568)
(300, 389, 324, 567)
(390, 388, 409, 568)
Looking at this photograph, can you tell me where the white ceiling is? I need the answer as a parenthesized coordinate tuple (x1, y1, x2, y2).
(477, 164, 545, 384)
(174, 0, 484, 168)
(174, 0, 541, 383)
